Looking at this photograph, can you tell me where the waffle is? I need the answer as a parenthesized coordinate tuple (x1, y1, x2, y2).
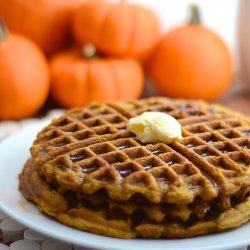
(30, 97, 250, 205)
(19, 97, 250, 238)
(19, 158, 250, 239)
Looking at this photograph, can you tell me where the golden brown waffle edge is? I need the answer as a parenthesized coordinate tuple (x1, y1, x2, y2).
(19, 158, 250, 239)
(29, 97, 250, 204)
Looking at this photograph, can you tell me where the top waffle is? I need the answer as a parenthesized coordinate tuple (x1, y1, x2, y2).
(30, 97, 250, 204)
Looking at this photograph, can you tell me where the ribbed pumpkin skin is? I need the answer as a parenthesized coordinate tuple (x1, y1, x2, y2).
(72, 0, 160, 58)
(149, 25, 234, 101)
(50, 49, 144, 108)
(0, 0, 82, 55)
(0, 34, 50, 120)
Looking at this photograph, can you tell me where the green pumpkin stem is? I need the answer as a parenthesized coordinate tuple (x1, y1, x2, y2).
(0, 17, 8, 42)
(189, 5, 201, 25)
(82, 43, 97, 59)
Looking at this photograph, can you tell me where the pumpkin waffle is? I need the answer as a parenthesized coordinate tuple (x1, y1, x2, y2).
(78, 186, 250, 223)
(19, 158, 250, 239)
(30, 97, 250, 205)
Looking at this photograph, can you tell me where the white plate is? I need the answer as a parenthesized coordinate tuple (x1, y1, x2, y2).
(0, 122, 249, 250)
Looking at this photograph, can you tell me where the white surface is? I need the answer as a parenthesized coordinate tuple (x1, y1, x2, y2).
(10, 240, 40, 250)
(73, 245, 92, 250)
(0, 110, 63, 142)
(41, 239, 72, 250)
(24, 229, 48, 244)
(0, 244, 10, 250)
(0, 218, 25, 242)
(0, 210, 7, 221)
(0, 122, 20, 141)
(0, 123, 249, 250)
(0, 218, 25, 232)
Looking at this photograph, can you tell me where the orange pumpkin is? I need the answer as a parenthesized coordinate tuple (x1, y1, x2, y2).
(0, 0, 82, 55)
(148, 6, 233, 101)
(0, 20, 50, 120)
(50, 45, 144, 108)
(72, 0, 160, 58)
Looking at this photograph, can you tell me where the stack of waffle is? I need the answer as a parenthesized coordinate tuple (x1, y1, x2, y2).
(19, 97, 250, 239)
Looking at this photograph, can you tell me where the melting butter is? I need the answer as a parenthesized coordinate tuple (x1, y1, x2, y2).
(127, 112, 182, 144)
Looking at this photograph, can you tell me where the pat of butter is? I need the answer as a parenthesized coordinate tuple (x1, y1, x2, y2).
(127, 112, 182, 144)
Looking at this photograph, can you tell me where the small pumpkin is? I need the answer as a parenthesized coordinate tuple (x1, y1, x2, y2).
(0, 0, 82, 55)
(0, 20, 50, 120)
(50, 44, 144, 108)
(148, 5, 234, 101)
(72, 0, 160, 58)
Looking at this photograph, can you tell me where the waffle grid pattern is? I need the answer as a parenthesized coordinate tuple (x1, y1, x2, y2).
(30, 98, 250, 204)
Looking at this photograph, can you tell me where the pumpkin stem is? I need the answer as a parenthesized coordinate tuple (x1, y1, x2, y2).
(82, 43, 97, 59)
(189, 5, 201, 25)
(0, 17, 8, 42)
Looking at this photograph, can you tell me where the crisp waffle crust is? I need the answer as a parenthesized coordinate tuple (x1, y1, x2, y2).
(19, 97, 250, 238)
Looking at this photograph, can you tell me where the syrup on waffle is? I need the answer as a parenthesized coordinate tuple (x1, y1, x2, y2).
(30, 97, 250, 204)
